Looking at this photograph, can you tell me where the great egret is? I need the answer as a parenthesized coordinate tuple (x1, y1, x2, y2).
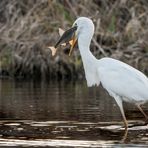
(50, 17, 148, 130)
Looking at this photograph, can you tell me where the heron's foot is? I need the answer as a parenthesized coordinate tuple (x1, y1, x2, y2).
(128, 122, 146, 128)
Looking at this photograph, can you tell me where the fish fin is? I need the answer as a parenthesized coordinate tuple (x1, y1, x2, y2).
(58, 28, 65, 36)
(69, 40, 73, 45)
(61, 43, 66, 46)
(48, 46, 57, 56)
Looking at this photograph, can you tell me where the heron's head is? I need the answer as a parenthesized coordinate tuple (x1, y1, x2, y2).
(55, 17, 94, 56)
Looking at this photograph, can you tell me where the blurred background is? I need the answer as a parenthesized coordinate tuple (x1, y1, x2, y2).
(0, 1, 148, 145)
(0, 0, 148, 81)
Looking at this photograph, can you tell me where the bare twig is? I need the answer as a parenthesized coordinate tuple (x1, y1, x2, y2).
(92, 38, 107, 56)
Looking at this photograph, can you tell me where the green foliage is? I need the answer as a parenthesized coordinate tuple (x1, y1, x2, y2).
(55, 3, 73, 24)
(0, 48, 12, 70)
(108, 15, 116, 33)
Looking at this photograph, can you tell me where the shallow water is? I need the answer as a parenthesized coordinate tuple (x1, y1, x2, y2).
(0, 79, 148, 147)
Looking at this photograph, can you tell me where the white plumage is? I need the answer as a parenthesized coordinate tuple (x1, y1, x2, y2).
(98, 57, 148, 102)
(72, 17, 148, 129)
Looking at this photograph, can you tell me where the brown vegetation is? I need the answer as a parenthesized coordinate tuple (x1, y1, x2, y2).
(0, 0, 148, 80)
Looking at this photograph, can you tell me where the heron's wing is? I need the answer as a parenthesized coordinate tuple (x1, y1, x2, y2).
(98, 58, 148, 101)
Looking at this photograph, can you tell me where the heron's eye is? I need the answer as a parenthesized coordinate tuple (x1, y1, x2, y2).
(74, 23, 77, 27)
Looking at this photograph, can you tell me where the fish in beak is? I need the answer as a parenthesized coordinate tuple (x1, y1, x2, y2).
(48, 26, 77, 56)
(68, 32, 77, 56)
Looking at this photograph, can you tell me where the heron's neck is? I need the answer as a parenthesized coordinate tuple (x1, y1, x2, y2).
(78, 37, 97, 65)
(78, 37, 99, 86)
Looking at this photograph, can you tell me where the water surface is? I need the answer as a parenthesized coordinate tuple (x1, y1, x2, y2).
(0, 79, 148, 147)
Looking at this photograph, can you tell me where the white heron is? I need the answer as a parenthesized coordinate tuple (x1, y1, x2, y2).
(51, 17, 148, 130)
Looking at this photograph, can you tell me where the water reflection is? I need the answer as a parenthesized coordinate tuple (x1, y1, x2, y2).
(0, 79, 121, 121)
(0, 79, 148, 146)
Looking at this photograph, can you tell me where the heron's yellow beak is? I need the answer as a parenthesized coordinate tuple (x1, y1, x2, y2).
(69, 34, 77, 56)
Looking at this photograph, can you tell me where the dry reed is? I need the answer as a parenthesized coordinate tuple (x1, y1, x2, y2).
(0, 0, 148, 79)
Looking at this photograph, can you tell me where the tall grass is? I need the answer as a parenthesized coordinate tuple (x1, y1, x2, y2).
(0, 0, 148, 79)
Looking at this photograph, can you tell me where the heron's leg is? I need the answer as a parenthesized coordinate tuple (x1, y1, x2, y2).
(108, 92, 128, 140)
(136, 104, 148, 120)
(116, 99, 128, 129)
(112, 95, 128, 129)
(116, 99, 128, 141)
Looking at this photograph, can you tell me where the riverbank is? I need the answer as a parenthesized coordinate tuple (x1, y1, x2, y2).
(0, 0, 148, 80)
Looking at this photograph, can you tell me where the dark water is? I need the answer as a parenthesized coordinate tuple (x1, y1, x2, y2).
(0, 79, 121, 122)
(0, 79, 148, 147)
